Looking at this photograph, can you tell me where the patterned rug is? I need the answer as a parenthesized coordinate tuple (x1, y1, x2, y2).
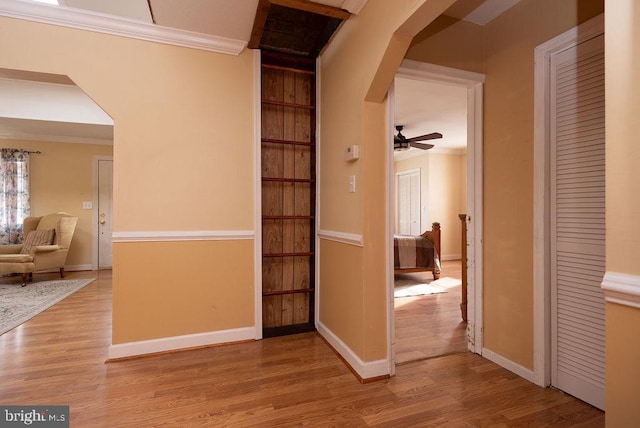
(0, 278, 95, 336)
(394, 276, 460, 298)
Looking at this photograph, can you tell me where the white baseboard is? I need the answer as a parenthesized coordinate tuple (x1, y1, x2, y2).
(317, 321, 389, 379)
(108, 327, 255, 360)
(38, 264, 93, 274)
(441, 254, 461, 261)
(66, 264, 93, 272)
(482, 347, 536, 384)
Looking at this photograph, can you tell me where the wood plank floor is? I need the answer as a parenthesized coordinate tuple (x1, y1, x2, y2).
(395, 260, 467, 364)
(0, 270, 604, 426)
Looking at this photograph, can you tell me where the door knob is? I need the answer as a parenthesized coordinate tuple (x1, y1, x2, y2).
(100, 220, 106, 225)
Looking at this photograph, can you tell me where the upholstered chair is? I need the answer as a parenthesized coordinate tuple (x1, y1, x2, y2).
(0, 212, 78, 286)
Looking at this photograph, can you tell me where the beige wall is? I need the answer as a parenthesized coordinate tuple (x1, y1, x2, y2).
(1, 139, 112, 267)
(406, 15, 485, 73)
(0, 16, 256, 343)
(408, 0, 603, 369)
(318, 1, 410, 362)
(482, 0, 603, 369)
(319, 240, 364, 355)
(394, 152, 465, 259)
(318, 0, 456, 362)
(113, 240, 254, 343)
(604, 0, 640, 423)
(0, 19, 255, 232)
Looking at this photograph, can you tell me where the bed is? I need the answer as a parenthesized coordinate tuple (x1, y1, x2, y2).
(394, 222, 441, 279)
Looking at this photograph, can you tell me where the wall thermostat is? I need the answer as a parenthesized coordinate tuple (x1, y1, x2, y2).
(345, 145, 360, 161)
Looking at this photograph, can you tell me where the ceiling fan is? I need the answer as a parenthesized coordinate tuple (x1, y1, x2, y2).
(394, 125, 442, 151)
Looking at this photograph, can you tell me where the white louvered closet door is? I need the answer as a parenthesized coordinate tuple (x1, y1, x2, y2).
(550, 33, 605, 410)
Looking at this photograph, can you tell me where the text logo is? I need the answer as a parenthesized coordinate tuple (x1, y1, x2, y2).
(0, 406, 69, 427)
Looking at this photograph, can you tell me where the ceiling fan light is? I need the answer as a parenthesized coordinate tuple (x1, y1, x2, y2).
(394, 141, 410, 151)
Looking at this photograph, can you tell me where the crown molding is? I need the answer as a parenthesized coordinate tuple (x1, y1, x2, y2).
(342, 0, 368, 15)
(0, 132, 113, 145)
(398, 59, 486, 85)
(0, 0, 247, 55)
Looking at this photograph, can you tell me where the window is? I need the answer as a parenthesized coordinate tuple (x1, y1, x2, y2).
(0, 149, 31, 245)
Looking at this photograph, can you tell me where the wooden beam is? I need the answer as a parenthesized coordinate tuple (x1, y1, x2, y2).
(248, 0, 271, 49)
(249, 0, 350, 50)
(270, 0, 351, 20)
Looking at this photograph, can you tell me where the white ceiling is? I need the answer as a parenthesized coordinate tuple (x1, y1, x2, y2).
(394, 77, 468, 160)
(0, 117, 113, 144)
(2, 0, 519, 146)
(58, 0, 353, 42)
(53, 0, 519, 40)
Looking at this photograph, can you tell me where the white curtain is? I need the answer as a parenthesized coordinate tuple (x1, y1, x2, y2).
(0, 149, 31, 245)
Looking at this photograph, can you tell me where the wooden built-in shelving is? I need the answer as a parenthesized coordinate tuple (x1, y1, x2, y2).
(260, 50, 316, 338)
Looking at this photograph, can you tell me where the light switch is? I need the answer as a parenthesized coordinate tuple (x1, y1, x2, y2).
(349, 175, 356, 193)
(82, 201, 93, 209)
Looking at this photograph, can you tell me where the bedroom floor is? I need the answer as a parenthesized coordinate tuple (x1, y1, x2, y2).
(394, 259, 468, 364)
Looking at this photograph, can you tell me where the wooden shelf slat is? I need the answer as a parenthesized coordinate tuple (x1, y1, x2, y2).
(261, 63, 316, 76)
(262, 138, 314, 147)
(262, 288, 315, 297)
(262, 215, 314, 220)
(263, 252, 314, 258)
(262, 177, 314, 183)
(261, 99, 315, 109)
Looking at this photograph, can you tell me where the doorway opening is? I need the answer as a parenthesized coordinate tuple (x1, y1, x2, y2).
(0, 68, 114, 273)
(388, 60, 485, 367)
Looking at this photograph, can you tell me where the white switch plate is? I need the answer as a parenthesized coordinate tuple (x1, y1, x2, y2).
(82, 201, 93, 209)
(349, 175, 356, 193)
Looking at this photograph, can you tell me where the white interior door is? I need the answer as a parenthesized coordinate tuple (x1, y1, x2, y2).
(97, 159, 113, 269)
(397, 169, 420, 235)
(550, 33, 605, 410)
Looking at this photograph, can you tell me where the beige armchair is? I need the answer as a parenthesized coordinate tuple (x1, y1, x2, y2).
(0, 212, 78, 286)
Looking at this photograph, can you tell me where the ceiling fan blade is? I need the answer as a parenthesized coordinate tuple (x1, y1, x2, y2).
(406, 132, 443, 143)
(410, 142, 435, 150)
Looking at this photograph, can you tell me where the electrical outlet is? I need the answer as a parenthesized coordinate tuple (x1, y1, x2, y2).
(82, 201, 93, 210)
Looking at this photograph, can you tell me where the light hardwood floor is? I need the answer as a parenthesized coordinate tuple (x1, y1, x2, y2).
(0, 270, 604, 426)
(395, 260, 467, 364)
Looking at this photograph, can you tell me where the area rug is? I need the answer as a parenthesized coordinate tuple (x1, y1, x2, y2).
(394, 276, 460, 298)
(0, 278, 96, 336)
